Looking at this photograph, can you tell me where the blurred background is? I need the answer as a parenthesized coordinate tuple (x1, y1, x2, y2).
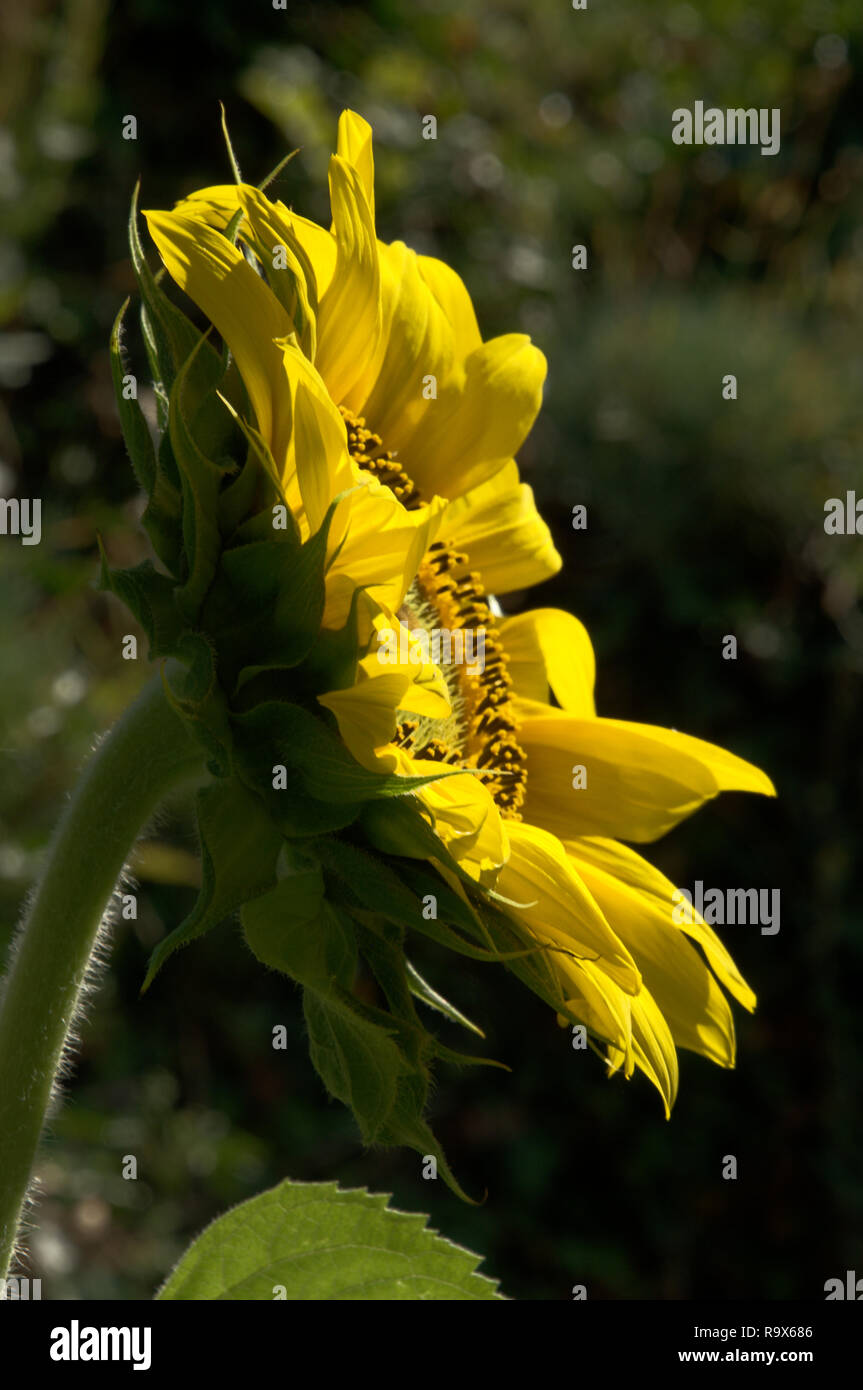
(1, 0, 862, 1300)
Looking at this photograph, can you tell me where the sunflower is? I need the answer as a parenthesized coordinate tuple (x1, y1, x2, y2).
(143, 110, 775, 1117)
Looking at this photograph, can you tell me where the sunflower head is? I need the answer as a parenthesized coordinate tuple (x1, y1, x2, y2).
(106, 110, 776, 1195)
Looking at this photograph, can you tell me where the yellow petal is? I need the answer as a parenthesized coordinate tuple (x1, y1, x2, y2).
(557, 957, 633, 1056)
(173, 183, 244, 225)
(360, 239, 457, 457)
(565, 836, 756, 1012)
(144, 209, 293, 469)
(415, 763, 509, 874)
(607, 986, 679, 1117)
(321, 488, 446, 630)
(359, 630, 452, 721)
(319, 625, 452, 773)
(315, 154, 381, 408)
(417, 253, 482, 356)
(233, 185, 318, 358)
(336, 109, 375, 224)
(175, 182, 337, 299)
(567, 840, 739, 1067)
(515, 703, 776, 843)
(289, 372, 355, 533)
(318, 672, 414, 771)
(438, 334, 547, 471)
(495, 820, 640, 993)
(173, 180, 332, 291)
(378, 329, 547, 502)
(442, 461, 562, 594)
(499, 607, 595, 714)
(279, 208, 338, 300)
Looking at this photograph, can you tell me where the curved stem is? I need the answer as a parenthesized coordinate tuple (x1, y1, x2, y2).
(0, 672, 204, 1278)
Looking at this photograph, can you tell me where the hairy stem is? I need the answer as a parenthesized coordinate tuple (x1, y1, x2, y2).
(0, 672, 204, 1278)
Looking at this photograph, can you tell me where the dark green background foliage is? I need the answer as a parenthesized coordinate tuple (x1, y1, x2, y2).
(2, 0, 861, 1299)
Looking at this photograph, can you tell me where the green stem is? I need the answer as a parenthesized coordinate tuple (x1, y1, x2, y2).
(0, 672, 204, 1278)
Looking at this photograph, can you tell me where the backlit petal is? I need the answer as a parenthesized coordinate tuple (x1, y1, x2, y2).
(499, 607, 595, 714)
(443, 462, 562, 594)
(567, 840, 738, 1067)
(514, 703, 776, 843)
(495, 820, 640, 993)
(144, 209, 293, 469)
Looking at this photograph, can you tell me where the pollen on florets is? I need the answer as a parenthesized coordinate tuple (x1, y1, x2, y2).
(340, 406, 422, 510)
(343, 410, 527, 820)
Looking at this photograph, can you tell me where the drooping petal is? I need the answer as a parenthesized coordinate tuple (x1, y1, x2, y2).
(269, 206, 337, 301)
(289, 373, 355, 534)
(233, 185, 318, 357)
(168, 182, 322, 354)
(556, 957, 634, 1058)
(377, 326, 548, 502)
(565, 836, 756, 1012)
(495, 820, 641, 994)
(566, 840, 739, 1066)
(357, 639, 451, 722)
(318, 634, 451, 774)
(607, 986, 679, 1118)
(172, 183, 244, 226)
(407, 332, 547, 487)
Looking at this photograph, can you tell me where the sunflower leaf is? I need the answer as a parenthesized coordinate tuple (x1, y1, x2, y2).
(231, 532, 330, 689)
(352, 919, 426, 1064)
(258, 146, 300, 193)
(427, 1037, 511, 1073)
(358, 796, 469, 872)
(395, 861, 542, 965)
(109, 295, 183, 571)
(372, 1084, 480, 1204)
(216, 442, 264, 542)
(156, 1177, 503, 1300)
(140, 434, 185, 572)
(467, 894, 570, 1020)
(316, 837, 424, 928)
